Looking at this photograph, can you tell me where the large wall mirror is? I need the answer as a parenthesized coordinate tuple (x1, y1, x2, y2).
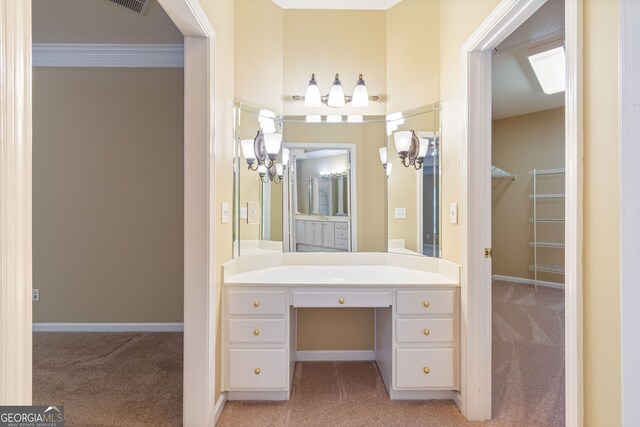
(233, 102, 441, 259)
(385, 103, 442, 257)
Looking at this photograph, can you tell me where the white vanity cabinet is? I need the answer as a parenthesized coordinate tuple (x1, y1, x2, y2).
(294, 217, 350, 252)
(222, 261, 460, 402)
(222, 288, 295, 400)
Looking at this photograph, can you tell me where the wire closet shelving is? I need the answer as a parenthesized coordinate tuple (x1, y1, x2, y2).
(529, 168, 565, 289)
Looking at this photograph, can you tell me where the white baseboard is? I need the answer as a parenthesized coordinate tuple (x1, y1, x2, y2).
(213, 392, 227, 426)
(296, 350, 376, 361)
(32, 322, 184, 332)
(492, 274, 564, 290)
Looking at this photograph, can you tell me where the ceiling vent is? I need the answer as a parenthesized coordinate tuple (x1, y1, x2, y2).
(108, 0, 150, 15)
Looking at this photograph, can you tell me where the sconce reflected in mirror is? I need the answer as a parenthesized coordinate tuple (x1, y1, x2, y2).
(393, 130, 429, 170)
(241, 130, 289, 183)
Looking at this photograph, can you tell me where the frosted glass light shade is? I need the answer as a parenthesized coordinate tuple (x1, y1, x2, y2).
(263, 133, 282, 156)
(418, 139, 429, 158)
(282, 148, 290, 166)
(351, 74, 369, 107)
(241, 139, 255, 161)
(394, 131, 413, 154)
(275, 163, 284, 177)
(379, 147, 388, 165)
(304, 74, 322, 107)
(327, 74, 345, 108)
(386, 163, 393, 177)
(257, 165, 268, 175)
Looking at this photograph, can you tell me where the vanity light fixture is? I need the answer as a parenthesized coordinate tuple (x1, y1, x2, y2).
(293, 73, 380, 108)
(241, 130, 289, 183)
(320, 170, 347, 179)
(393, 130, 429, 170)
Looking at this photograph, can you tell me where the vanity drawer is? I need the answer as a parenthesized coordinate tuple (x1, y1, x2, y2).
(396, 290, 455, 316)
(396, 318, 454, 343)
(335, 238, 349, 250)
(228, 349, 287, 389)
(227, 290, 286, 316)
(396, 348, 455, 389)
(228, 319, 286, 344)
(335, 222, 348, 230)
(335, 228, 349, 240)
(292, 290, 391, 307)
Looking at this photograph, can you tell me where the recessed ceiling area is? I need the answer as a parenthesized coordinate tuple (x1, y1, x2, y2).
(492, 0, 565, 120)
(271, 0, 402, 10)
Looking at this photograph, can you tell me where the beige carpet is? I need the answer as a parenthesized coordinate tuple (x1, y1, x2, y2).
(32, 281, 564, 426)
(33, 332, 183, 426)
(491, 280, 565, 426)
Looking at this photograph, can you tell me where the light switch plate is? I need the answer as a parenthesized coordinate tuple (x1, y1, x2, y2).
(449, 203, 458, 224)
(221, 202, 230, 224)
(240, 207, 248, 219)
(395, 207, 407, 219)
(247, 202, 260, 224)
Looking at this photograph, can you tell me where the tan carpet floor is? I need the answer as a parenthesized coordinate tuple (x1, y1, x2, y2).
(33, 332, 183, 426)
(32, 280, 564, 426)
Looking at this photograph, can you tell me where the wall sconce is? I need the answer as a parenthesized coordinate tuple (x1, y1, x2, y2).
(393, 130, 429, 170)
(379, 147, 392, 177)
(292, 73, 380, 108)
(241, 130, 289, 183)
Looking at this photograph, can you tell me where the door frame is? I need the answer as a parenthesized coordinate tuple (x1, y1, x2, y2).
(0, 0, 219, 424)
(460, 0, 582, 424)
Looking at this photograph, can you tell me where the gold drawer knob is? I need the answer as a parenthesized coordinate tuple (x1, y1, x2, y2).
(253, 301, 260, 308)
(423, 367, 430, 374)
(338, 297, 345, 305)
(253, 329, 260, 336)
(423, 328, 430, 336)
(254, 368, 261, 375)
(423, 300, 430, 308)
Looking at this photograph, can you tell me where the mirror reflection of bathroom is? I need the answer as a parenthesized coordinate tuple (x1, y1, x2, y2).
(234, 102, 285, 257)
(386, 104, 442, 257)
(286, 147, 353, 252)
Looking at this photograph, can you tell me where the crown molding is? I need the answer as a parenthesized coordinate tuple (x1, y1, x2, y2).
(32, 43, 184, 68)
(271, 0, 402, 10)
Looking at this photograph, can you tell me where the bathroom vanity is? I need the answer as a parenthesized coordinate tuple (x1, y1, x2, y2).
(221, 253, 460, 402)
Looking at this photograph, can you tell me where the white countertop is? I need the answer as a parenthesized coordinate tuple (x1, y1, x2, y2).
(225, 265, 457, 287)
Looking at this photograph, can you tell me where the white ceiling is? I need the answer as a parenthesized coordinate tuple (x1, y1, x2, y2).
(492, 0, 565, 120)
(271, 0, 402, 10)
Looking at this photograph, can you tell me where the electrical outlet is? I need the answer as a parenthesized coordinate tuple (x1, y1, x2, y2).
(221, 202, 230, 224)
(32, 289, 40, 302)
(247, 202, 260, 224)
(395, 207, 407, 219)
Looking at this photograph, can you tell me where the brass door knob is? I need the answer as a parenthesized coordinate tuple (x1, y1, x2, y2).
(253, 329, 260, 336)
(338, 297, 345, 305)
(255, 368, 261, 375)
(253, 301, 260, 308)
(423, 367, 430, 374)
(423, 300, 430, 308)
(423, 328, 430, 336)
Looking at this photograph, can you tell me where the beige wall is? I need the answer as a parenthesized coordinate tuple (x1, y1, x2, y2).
(33, 67, 184, 323)
(235, 0, 283, 114)
(197, 0, 235, 403)
(492, 108, 565, 281)
(283, 10, 386, 116)
(386, 0, 440, 113)
(583, 0, 621, 424)
(439, 0, 502, 265)
(32, 0, 183, 44)
(297, 309, 374, 350)
(237, 110, 263, 242)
